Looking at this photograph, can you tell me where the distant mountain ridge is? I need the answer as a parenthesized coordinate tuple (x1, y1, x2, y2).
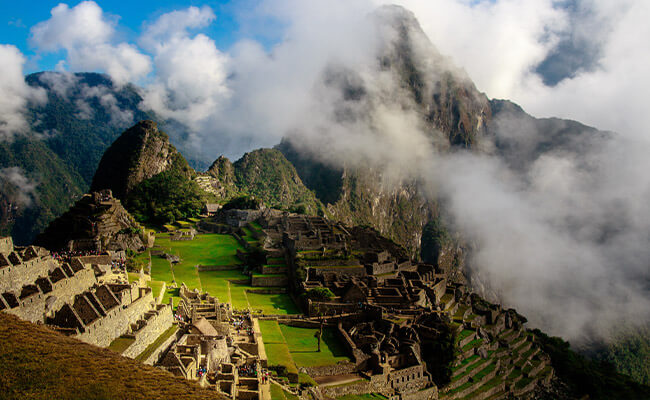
(0, 72, 152, 244)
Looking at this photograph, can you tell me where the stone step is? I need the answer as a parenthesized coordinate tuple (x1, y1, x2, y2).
(459, 376, 506, 400)
(443, 361, 499, 400)
(449, 358, 491, 389)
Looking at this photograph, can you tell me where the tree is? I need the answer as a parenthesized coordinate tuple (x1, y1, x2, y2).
(305, 287, 335, 302)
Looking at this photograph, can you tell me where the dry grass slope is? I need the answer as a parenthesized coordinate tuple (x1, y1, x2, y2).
(0, 313, 224, 400)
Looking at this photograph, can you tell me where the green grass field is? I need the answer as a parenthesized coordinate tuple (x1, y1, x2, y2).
(259, 320, 286, 344)
(270, 383, 299, 400)
(146, 233, 299, 314)
(107, 336, 135, 354)
(259, 320, 350, 369)
(155, 233, 243, 268)
(147, 280, 165, 300)
(279, 324, 351, 367)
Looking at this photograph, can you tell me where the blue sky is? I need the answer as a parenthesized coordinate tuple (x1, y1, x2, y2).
(0, 0, 280, 73)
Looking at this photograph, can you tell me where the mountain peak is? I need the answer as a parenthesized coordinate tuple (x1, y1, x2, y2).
(90, 120, 191, 199)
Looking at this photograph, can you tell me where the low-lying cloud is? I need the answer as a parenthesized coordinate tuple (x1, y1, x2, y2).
(0, 167, 38, 208)
(0, 45, 46, 140)
(1, 0, 648, 344)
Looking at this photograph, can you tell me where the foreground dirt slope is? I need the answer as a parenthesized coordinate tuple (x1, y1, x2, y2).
(0, 312, 223, 400)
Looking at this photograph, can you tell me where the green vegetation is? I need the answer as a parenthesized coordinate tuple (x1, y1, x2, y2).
(147, 280, 165, 299)
(531, 329, 650, 399)
(232, 149, 322, 214)
(305, 287, 335, 302)
(1, 72, 152, 244)
(107, 336, 135, 354)
(126, 169, 206, 225)
(222, 195, 262, 210)
(259, 319, 350, 383)
(147, 233, 299, 314)
(593, 326, 650, 385)
(420, 217, 451, 264)
(270, 383, 300, 400)
(279, 324, 351, 367)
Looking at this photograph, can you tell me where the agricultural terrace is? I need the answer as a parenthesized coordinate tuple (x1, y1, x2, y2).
(146, 232, 299, 315)
(259, 319, 351, 374)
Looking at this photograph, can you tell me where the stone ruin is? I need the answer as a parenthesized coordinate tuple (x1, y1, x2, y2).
(0, 236, 173, 357)
(35, 189, 154, 252)
(157, 284, 269, 400)
(244, 210, 555, 400)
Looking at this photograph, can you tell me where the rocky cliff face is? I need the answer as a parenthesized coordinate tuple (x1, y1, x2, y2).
(373, 5, 492, 149)
(91, 120, 193, 199)
(273, 6, 491, 257)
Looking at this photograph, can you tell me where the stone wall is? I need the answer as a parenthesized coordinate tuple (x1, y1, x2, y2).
(261, 265, 288, 274)
(302, 361, 357, 377)
(321, 380, 373, 398)
(251, 275, 288, 287)
(388, 364, 428, 392)
(308, 300, 360, 317)
(367, 262, 396, 276)
(77, 289, 155, 347)
(0, 256, 56, 293)
(0, 237, 13, 254)
(6, 267, 96, 323)
(310, 266, 366, 276)
(122, 304, 174, 359)
(400, 386, 438, 400)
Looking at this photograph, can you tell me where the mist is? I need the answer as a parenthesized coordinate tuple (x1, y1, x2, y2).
(2, 0, 649, 344)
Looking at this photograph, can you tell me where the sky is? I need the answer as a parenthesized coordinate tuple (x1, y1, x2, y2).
(1, 0, 649, 343)
(1, 0, 648, 143)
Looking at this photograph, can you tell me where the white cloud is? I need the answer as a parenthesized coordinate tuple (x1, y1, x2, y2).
(139, 6, 230, 153)
(0, 167, 38, 207)
(30, 1, 151, 85)
(512, 0, 650, 140)
(383, 0, 568, 100)
(376, 0, 649, 140)
(0, 45, 46, 140)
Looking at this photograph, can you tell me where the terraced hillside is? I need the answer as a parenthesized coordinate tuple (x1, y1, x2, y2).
(438, 287, 553, 400)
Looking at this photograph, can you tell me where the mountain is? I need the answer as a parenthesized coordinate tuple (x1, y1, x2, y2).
(0, 312, 224, 400)
(0, 72, 152, 245)
(203, 149, 322, 214)
(34, 190, 150, 252)
(91, 120, 193, 199)
(91, 120, 204, 225)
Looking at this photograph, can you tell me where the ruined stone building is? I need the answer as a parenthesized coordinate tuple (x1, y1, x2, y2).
(0, 236, 173, 355)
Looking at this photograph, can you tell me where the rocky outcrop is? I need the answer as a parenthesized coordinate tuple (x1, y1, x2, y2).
(204, 156, 240, 199)
(34, 190, 150, 252)
(91, 120, 193, 199)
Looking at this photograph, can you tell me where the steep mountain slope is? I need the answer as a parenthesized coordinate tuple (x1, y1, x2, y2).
(25, 72, 152, 184)
(203, 149, 322, 214)
(0, 139, 85, 245)
(0, 312, 224, 400)
(34, 191, 150, 252)
(373, 5, 491, 148)
(0, 72, 151, 244)
(91, 120, 204, 225)
(91, 120, 193, 199)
